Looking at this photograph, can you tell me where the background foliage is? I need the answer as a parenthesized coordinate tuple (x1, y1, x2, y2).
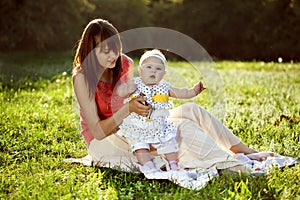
(1, 0, 300, 61)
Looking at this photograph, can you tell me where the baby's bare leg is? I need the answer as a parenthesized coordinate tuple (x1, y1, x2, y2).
(135, 148, 152, 165)
(135, 148, 160, 173)
(165, 152, 178, 170)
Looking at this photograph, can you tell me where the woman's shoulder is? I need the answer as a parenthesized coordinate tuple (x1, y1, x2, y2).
(72, 65, 83, 76)
(120, 54, 134, 79)
(72, 68, 85, 84)
(121, 54, 134, 70)
(122, 54, 134, 65)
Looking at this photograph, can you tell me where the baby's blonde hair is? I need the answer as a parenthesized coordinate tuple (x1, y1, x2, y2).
(139, 49, 167, 67)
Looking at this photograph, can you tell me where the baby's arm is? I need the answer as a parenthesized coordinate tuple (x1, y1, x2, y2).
(169, 81, 206, 99)
(116, 79, 136, 98)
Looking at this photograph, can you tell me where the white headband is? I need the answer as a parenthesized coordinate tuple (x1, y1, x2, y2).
(139, 50, 167, 67)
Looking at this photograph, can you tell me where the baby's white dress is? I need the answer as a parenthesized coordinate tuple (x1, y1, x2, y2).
(118, 77, 177, 143)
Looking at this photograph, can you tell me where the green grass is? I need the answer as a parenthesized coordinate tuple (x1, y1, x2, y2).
(1, 52, 299, 199)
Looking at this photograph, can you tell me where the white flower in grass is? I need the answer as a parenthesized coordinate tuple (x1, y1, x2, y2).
(43, 103, 49, 108)
(33, 112, 39, 118)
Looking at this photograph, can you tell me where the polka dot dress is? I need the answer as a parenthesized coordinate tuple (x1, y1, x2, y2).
(118, 77, 177, 143)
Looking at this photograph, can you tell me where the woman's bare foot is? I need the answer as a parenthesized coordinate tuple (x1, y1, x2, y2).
(230, 142, 258, 154)
(246, 152, 277, 161)
(231, 142, 277, 161)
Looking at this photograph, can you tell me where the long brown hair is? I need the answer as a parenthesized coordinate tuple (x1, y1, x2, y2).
(73, 19, 122, 97)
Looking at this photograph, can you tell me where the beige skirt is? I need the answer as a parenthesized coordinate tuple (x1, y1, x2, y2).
(88, 103, 243, 172)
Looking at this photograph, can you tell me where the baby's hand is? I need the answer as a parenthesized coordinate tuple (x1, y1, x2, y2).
(193, 81, 206, 95)
(126, 79, 136, 94)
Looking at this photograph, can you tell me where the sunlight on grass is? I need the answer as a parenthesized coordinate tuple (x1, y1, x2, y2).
(0, 52, 299, 199)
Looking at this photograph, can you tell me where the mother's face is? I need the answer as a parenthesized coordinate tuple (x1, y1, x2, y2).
(94, 36, 120, 69)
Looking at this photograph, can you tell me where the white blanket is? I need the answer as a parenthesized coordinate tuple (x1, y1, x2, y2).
(234, 152, 298, 175)
(65, 152, 297, 190)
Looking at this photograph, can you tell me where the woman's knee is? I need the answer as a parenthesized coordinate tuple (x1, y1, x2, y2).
(170, 102, 205, 120)
(183, 102, 205, 113)
(182, 102, 200, 110)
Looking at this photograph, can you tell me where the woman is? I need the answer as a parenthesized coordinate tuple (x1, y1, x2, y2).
(72, 19, 262, 172)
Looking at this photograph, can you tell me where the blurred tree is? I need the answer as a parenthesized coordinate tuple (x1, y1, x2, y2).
(0, 0, 95, 51)
(0, 0, 299, 61)
(87, 0, 150, 31)
(151, 0, 300, 61)
(247, 0, 300, 61)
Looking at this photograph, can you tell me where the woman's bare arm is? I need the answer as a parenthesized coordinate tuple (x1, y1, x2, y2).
(73, 73, 150, 140)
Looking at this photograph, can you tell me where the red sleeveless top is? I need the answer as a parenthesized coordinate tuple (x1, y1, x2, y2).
(95, 56, 130, 119)
(80, 55, 131, 145)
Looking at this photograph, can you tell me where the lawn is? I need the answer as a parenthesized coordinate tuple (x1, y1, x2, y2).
(0, 52, 299, 199)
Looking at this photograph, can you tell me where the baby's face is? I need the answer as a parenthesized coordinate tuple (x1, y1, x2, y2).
(139, 57, 166, 86)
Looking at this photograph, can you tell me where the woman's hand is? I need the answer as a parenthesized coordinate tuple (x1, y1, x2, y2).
(128, 97, 151, 117)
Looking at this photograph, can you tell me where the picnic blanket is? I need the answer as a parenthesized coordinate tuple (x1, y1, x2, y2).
(65, 152, 297, 190)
